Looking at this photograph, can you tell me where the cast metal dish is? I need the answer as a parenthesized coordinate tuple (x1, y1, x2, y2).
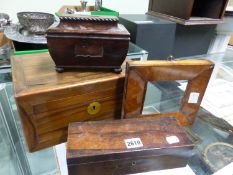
(0, 13, 10, 31)
(17, 12, 55, 34)
(0, 13, 9, 26)
(4, 24, 47, 44)
(203, 142, 233, 172)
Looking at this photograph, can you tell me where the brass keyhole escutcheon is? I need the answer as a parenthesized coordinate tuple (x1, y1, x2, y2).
(87, 102, 101, 115)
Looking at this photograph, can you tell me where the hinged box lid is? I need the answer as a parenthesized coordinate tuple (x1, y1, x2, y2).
(67, 117, 194, 165)
(47, 16, 130, 38)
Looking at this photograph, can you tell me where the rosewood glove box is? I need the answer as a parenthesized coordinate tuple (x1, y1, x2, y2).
(11, 52, 125, 152)
(67, 117, 194, 175)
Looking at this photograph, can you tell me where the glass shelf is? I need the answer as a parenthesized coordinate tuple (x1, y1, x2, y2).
(127, 42, 148, 61)
(0, 47, 233, 175)
(0, 83, 59, 175)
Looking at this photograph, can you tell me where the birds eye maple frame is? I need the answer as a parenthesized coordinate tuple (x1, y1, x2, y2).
(122, 60, 214, 126)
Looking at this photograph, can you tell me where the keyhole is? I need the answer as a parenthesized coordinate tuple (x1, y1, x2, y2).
(87, 102, 101, 115)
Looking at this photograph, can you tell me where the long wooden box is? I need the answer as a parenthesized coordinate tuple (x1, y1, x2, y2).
(147, 0, 229, 25)
(47, 16, 130, 73)
(67, 117, 194, 175)
(11, 52, 125, 152)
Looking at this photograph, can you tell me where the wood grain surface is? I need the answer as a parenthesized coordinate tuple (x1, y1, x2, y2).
(148, 0, 229, 25)
(122, 60, 214, 126)
(46, 17, 130, 72)
(12, 53, 213, 152)
(230, 35, 233, 45)
(67, 117, 194, 175)
(11, 52, 125, 152)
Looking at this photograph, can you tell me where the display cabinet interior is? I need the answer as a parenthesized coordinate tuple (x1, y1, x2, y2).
(142, 80, 188, 115)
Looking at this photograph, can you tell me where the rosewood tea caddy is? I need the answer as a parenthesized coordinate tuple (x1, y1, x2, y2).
(46, 16, 130, 73)
(67, 117, 194, 175)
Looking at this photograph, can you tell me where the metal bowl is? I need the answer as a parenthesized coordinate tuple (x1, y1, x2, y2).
(17, 12, 54, 35)
(0, 13, 10, 29)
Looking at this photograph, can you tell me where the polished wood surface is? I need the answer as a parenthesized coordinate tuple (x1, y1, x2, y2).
(122, 60, 214, 126)
(67, 117, 194, 175)
(46, 17, 130, 73)
(230, 35, 233, 45)
(148, 0, 229, 25)
(11, 52, 125, 152)
(149, 0, 194, 20)
(147, 11, 224, 25)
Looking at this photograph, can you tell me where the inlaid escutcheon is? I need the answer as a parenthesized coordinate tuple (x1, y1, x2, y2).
(87, 102, 101, 115)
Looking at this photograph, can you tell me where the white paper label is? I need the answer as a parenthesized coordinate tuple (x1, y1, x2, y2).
(166, 136, 180, 144)
(124, 138, 143, 149)
(188, 92, 200, 104)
